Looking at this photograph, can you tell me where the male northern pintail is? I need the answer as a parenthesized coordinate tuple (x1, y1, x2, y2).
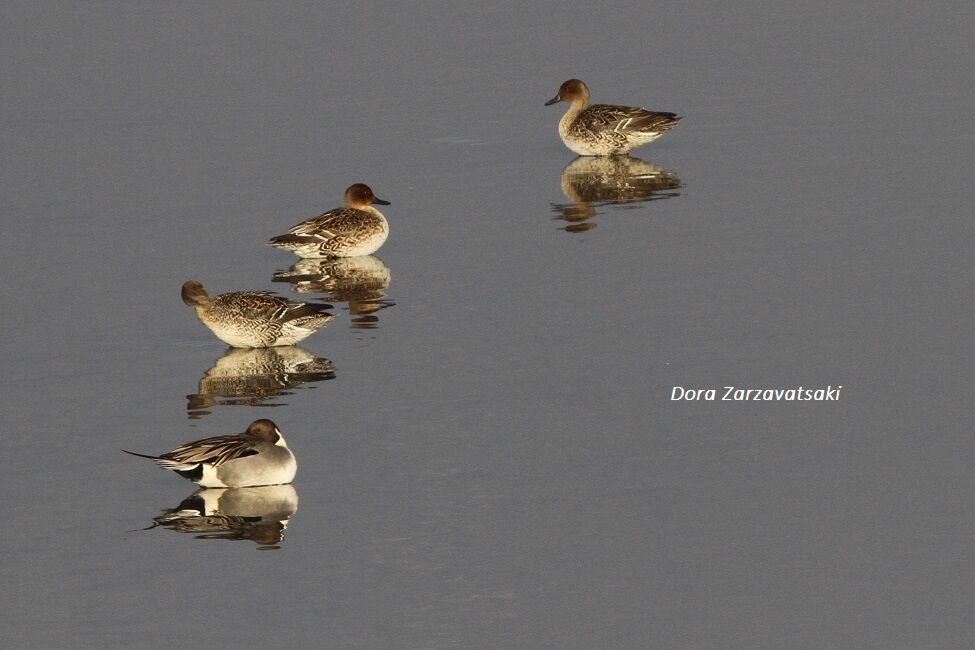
(269, 183, 391, 258)
(182, 280, 334, 348)
(146, 485, 299, 547)
(122, 419, 297, 488)
(545, 79, 681, 155)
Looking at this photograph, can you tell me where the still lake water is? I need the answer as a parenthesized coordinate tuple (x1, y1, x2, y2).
(3, 2, 974, 647)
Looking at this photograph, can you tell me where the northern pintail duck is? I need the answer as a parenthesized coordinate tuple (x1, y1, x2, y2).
(182, 280, 334, 348)
(269, 183, 391, 258)
(146, 485, 299, 547)
(123, 419, 297, 488)
(273, 256, 394, 328)
(187, 346, 335, 415)
(545, 79, 680, 155)
(560, 155, 681, 204)
(556, 155, 682, 232)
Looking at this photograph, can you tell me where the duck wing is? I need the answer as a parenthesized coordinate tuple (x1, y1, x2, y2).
(285, 207, 372, 239)
(585, 104, 681, 133)
(214, 292, 331, 325)
(165, 434, 262, 468)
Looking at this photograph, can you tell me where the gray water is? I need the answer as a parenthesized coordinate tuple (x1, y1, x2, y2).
(3, 2, 974, 648)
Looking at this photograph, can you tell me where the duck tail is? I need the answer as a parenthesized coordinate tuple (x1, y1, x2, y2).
(121, 449, 160, 461)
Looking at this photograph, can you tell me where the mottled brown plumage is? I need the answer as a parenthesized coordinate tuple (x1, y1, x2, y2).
(182, 280, 334, 347)
(545, 79, 680, 155)
(187, 346, 335, 414)
(270, 183, 391, 258)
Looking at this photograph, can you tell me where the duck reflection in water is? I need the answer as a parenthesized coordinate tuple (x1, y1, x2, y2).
(187, 346, 335, 418)
(142, 485, 298, 550)
(272, 255, 393, 329)
(553, 155, 681, 232)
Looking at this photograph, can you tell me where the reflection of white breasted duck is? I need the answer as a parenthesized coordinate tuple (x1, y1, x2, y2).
(123, 419, 297, 488)
(270, 183, 391, 258)
(181, 280, 334, 348)
(146, 484, 300, 547)
(545, 79, 680, 156)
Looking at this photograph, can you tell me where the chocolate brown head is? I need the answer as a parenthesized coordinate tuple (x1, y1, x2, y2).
(343, 183, 391, 209)
(545, 79, 590, 105)
(245, 419, 282, 443)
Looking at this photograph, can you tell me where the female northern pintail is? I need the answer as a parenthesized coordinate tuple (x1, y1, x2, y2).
(269, 183, 391, 258)
(545, 79, 681, 155)
(122, 419, 297, 488)
(182, 280, 334, 348)
(188, 346, 335, 414)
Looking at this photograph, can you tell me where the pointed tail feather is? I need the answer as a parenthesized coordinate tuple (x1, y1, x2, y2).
(121, 449, 161, 461)
(282, 302, 333, 321)
(269, 234, 316, 247)
(122, 449, 197, 472)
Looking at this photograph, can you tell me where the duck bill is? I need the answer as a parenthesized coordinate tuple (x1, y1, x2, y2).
(372, 197, 391, 206)
(544, 94, 562, 106)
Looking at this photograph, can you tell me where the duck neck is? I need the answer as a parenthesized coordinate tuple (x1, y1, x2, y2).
(559, 98, 589, 134)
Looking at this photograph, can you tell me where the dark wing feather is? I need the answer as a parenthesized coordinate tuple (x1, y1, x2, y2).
(214, 292, 329, 325)
(286, 208, 372, 238)
(586, 104, 681, 133)
(213, 292, 287, 321)
(619, 109, 681, 133)
(269, 233, 318, 246)
(166, 434, 261, 467)
(275, 302, 334, 325)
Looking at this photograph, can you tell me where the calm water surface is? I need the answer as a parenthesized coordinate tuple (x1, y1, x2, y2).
(2, 2, 974, 648)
